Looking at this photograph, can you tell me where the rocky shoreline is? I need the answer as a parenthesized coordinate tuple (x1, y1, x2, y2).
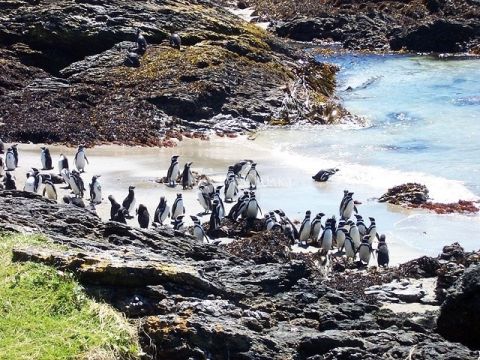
(1, 190, 479, 359)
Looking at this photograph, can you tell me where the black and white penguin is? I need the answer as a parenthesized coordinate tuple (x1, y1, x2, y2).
(338, 189, 349, 215)
(166, 155, 180, 187)
(122, 186, 136, 218)
(63, 195, 85, 208)
(89, 175, 102, 204)
(376, 234, 389, 267)
(0, 138, 4, 154)
(355, 214, 367, 237)
(42, 178, 57, 201)
(24, 168, 42, 193)
(209, 199, 222, 232)
(246, 163, 261, 190)
(40, 147, 53, 170)
(3, 172, 16, 190)
(171, 193, 185, 220)
(125, 51, 140, 67)
(274, 209, 299, 241)
(310, 212, 325, 244)
(181, 162, 194, 190)
(298, 210, 312, 245)
(70, 170, 85, 198)
(319, 220, 333, 253)
(58, 154, 69, 174)
(366, 217, 378, 244)
(191, 215, 209, 243)
(169, 32, 181, 50)
(347, 220, 361, 249)
(113, 208, 128, 224)
(11, 144, 18, 167)
(227, 190, 249, 221)
(233, 160, 252, 179)
(344, 234, 356, 261)
(224, 174, 238, 203)
(197, 185, 212, 214)
(246, 193, 261, 219)
(108, 195, 121, 221)
(74, 145, 89, 173)
(312, 168, 339, 182)
(213, 186, 225, 220)
(200, 180, 215, 198)
(5, 148, 16, 171)
(335, 220, 347, 250)
(137, 204, 150, 229)
(60, 168, 72, 189)
(136, 29, 148, 54)
(358, 236, 373, 265)
(340, 191, 357, 220)
(0, 157, 4, 178)
(171, 215, 185, 231)
(154, 196, 170, 225)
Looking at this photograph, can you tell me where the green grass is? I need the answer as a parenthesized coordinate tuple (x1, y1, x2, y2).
(0, 233, 141, 360)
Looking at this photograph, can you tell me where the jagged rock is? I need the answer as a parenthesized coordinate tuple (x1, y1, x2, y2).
(437, 264, 480, 349)
(379, 183, 429, 206)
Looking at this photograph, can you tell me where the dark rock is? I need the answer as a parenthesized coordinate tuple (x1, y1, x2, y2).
(379, 182, 429, 206)
(437, 264, 480, 349)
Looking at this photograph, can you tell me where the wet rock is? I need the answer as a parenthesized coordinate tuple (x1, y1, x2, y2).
(379, 182, 429, 206)
(437, 264, 480, 349)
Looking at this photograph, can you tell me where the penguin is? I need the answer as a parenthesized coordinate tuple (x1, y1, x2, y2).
(0, 157, 4, 178)
(60, 168, 72, 189)
(197, 185, 212, 214)
(166, 155, 180, 187)
(42, 179, 57, 200)
(312, 168, 339, 182)
(274, 209, 299, 241)
(245, 193, 262, 219)
(58, 154, 69, 174)
(40, 147, 53, 170)
(171, 215, 185, 231)
(310, 213, 325, 245)
(113, 208, 128, 224)
(246, 163, 261, 190)
(0, 138, 4, 154)
(200, 180, 215, 198)
(339, 190, 349, 216)
(169, 32, 181, 50)
(63, 195, 85, 208)
(264, 214, 275, 231)
(340, 192, 357, 220)
(122, 186, 136, 218)
(136, 29, 147, 54)
(298, 210, 312, 245)
(24, 168, 42, 193)
(213, 186, 225, 220)
(209, 199, 222, 232)
(125, 51, 140, 67)
(11, 144, 18, 167)
(70, 170, 85, 198)
(108, 195, 121, 221)
(74, 145, 89, 173)
(181, 162, 194, 190)
(137, 204, 150, 229)
(376, 234, 389, 267)
(191, 215, 209, 243)
(366, 217, 378, 244)
(344, 234, 356, 261)
(355, 214, 367, 237)
(3, 172, 16, 190)
(5, 148, 16, 171)
(89, 175, 102, 204)
(154, 196, 170, 225)
(319, 220, 333, 253)
(228, 190, 249, 221)
(358, 236, 373, 265)
(171, 193, 185, 220)
(224, 175, 238, 203)
(335, 220, 347, 250)
(348, 220, 361, 249)
(233, 160, 252, 178)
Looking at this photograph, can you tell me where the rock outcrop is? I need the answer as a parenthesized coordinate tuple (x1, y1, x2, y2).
(1, 190, 479, 358)
(0, 0, 344, 146)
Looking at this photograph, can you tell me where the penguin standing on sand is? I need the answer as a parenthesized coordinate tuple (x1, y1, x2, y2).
(358, 236, 373, 265)
(169, 32, 181, 50)
(348, 220, 361, 249)
(366, 217, 378, 244)
(191, 216, 209, 243)
(213, 186, 225, 220)
(40, 147, 53, 170)
(312, 168, 339, 182)
(74, 145, 89, 173)
(181, 162, 194, 190)
(298, 210, 312, 245)
(108, 195, 121, 221)
(209, 199, 222, 232)
(3, 172, 16, 190)
(70, 170, 85, 197)
(310, 213, 325, 245)
(246, 193, 262, 219)
(89, 175, 102, 204)
(42, 178, 58, 201)
(5, 148, 16, 171)
(197, 185, 212, 214)
(154, 196, 170, 225)
(228, 190, 249, 220)
(166, 155, 180, 187)
(246, 163, 261, 190)
(23, 169, 38, 193)
(355, 214, 367, 237)
(335, 220, 347, 250)
(11, 144, 18, 167)
(137, 204, 150, 229)
(224, 174, 238, 203)
(122, 186, 136, 218)
(376, 234, 389, 267)
(275, 209, 299, 241)
(340, 192, 357, 220)
(60, 168, 72, 189)
(233, 160, 252, 179)
(319, 220, 333, 253)
(171, 193, 185, 219)
(58, 154, 69, 174)
(113, 208, 128, 224)
(344, 234, 356, 261)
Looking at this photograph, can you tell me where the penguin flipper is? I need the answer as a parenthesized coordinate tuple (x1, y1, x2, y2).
(354, 205, 358, 214)
(257, 205, 262, 216)
(85, 155, 89, 164)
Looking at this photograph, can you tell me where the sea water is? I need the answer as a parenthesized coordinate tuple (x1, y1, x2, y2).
(248, 54, 480, 263)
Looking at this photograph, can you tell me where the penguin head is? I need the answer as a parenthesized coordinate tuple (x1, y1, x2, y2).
(63, 196, 72, 204)
(176, 193, 182, 198)
(171, 155, 180, 161)
(354, 214, 363, 220)
(78, 145, 85, 150)
(305, 210, 311, 216)
(362, 236, 369, 243)
(41, 146, 46, 151)
(108, 195, 116, 204)
(316, 212, 325, 219)
(347, 220, 355, 226)
(190, 215, 198, 222)
(369, 217, 376, 222)
(379, 234, 386, 242)
(348, 192, 354, 196)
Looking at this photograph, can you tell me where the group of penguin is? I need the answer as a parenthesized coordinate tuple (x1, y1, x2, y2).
(0, 140, 389, 268)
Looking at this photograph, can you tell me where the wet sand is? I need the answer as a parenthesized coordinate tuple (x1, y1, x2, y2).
(4, 136, 479, 265)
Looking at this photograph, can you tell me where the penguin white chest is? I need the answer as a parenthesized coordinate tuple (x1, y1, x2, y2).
(6, 153, 15, 170)
(246, 201, 258, 219)
(359, 245, 371, 264)
(299, 221, 311, 242)
(321, 230, 333, 251)
(24, 177, 35, 192)
(172, 200, 184, 218)
(76, 152, 86, 170)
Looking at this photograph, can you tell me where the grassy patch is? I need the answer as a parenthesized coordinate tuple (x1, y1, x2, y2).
(0, 233, 141, 360)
